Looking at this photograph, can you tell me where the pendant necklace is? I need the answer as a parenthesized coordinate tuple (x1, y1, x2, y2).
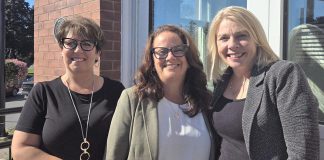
(66, 79, 94, 160)
(168, 99, 192, 119)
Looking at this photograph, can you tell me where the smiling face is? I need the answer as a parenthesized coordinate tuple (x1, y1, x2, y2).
(61, 31, 100, 74)
(152, 31, 189, 84)
(216, 19, 257, 71)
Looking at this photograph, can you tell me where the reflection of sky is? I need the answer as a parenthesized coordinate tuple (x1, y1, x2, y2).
(314, 0, 324, 18)
(288, 0, 324, 31)
(180, 0, 195, 19)
(154, 0, 246, 29)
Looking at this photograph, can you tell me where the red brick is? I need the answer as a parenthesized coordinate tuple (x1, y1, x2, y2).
(39, 0, 49, 7)
(44, 3, 56, 12)
(49, 44, 61, 51)
(49, 0, 57, 4)
(39, 29, 49, 37)
(114, 1, 120, 11)
(81, 0, 94, 3)
(113, 22, 120, 31)
(34, 0, 39, 8)
(48, 59, 60, 67)
(55, 1, 67, 10)
(112, 60, 120, 70)
(102, 40, 113, 50)
(113, 41, 120, 50)
(73, 5, 84, 14)
(100, 70, 120, 80)
(54, 68, 65, 75)
(39, 44, 49, 52)
(39, 13, 49, 22)
(43, 20, 54, 29)
(67, 0, 81, 6)
(91, 11, 100, 20)
(101, 50, 120, 60)
(45, 52, 55, 60)
(83, 1, 99, 11)
(34, 22, 43, 30)
(61, 7, 74, 17)
(100, 60, 113, 70)
(101, 1, 114, 10)
(35, 0, 122, 81)
(101, 10, 114, 20)
(49, 10, 62, 20)
(101, 20, 113, 30)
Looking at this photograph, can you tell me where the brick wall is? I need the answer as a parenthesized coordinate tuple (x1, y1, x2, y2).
(99, 0, 121, 80)
(34, 0, 121, 82)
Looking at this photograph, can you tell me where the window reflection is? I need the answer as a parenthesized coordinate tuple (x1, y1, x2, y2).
(152, 0, 246, 78)
(287, 0, 324, 123)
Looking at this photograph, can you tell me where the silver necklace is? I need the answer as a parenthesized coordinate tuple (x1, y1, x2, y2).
(66, 80, 94, 160)
(229, 78, 247, 99)
(166, 98, 192, 119)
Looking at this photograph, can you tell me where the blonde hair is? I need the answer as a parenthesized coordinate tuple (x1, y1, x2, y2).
(207, 6, 279, 80)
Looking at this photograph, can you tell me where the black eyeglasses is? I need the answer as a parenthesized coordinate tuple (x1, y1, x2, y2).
(61, 38, 97, 51)
(151, 44, 189, 59)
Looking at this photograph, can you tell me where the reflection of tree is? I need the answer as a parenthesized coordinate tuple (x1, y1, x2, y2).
(203, 22, 209, 35)
(185, 21, 210, 42)
(185, 20, 212, 80)
(315, 16, 324, 24)
(186, 20, 198, 42)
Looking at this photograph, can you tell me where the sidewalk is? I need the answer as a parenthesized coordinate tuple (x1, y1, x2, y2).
(0, 95, 26, 160)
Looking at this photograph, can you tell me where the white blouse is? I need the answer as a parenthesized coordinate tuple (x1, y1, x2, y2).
(157, 97, 211, 160)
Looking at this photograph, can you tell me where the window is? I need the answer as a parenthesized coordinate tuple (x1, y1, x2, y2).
(285, 0, 324, 124)
(151, 0, 246, 75)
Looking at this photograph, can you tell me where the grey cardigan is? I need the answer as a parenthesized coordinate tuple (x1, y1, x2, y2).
(211, 60, 319, 160)
(105, 87, 216, 160)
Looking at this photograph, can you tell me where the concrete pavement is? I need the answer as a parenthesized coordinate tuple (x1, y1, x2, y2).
(0, 95, 26, 160)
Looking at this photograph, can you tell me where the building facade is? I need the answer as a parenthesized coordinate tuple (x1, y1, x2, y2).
(34, 0, 121, 82)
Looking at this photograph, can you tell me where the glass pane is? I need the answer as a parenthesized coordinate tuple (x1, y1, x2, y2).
(287, 0, 324, 124)
(153, 0, 247, 76)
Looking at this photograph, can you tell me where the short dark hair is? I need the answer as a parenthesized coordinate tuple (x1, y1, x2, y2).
(55, 16, 105, 53)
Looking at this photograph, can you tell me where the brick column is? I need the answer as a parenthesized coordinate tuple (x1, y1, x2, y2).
(34, 0, 121, 82)
(99, 0, 121, 80)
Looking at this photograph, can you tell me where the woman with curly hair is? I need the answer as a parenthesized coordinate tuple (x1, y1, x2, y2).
(105, 25, 215, 160)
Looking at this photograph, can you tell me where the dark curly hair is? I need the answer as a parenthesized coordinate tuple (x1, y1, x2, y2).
(134, 25, 211, 117)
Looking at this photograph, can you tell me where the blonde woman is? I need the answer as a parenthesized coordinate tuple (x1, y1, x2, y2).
(207, 6, 319, 159)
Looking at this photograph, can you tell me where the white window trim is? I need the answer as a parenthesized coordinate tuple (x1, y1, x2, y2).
(121, 0, 149, 87)
(247, 0, 283, 57)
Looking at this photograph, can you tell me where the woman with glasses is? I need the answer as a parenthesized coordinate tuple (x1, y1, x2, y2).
(11, 16, 125, 160)
(105, 25, 215, 160)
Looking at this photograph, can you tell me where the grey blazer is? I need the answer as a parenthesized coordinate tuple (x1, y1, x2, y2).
(211, 60, 319, 160)
(105, 87, 216, 160)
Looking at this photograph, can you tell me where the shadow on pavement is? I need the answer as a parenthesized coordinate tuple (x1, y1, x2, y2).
(5, 95, 25, 103)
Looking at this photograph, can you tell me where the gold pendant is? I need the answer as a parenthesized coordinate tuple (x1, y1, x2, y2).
(80, 138, 90, 160)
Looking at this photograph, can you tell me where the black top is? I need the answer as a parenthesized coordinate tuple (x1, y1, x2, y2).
(16, 77, 125, 160)
(212, 95, 249, 160)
